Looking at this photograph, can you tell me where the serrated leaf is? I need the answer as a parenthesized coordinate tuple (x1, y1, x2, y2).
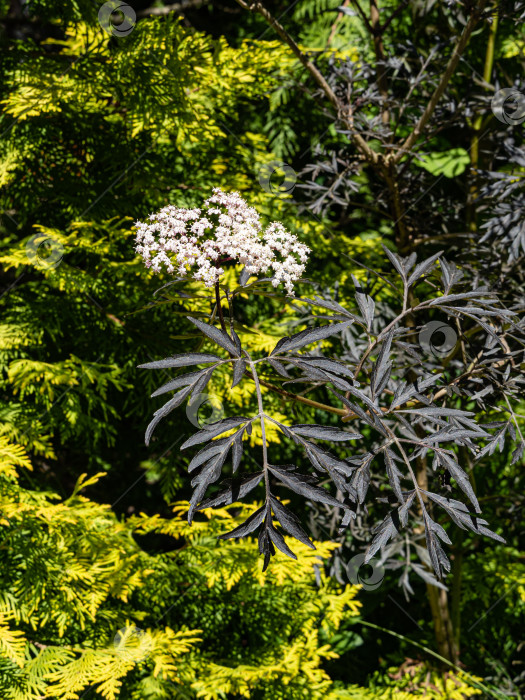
(423, 490, 505, 543)
(187, 438, 230, 473)
(232, 358, 246, 388)
(269, 496, 315, 549)
(423, 490, 470, 513)
(351, 275, 375, 330)
(440, 452, 480, 512)
(329, 388, 376, 426)
(338, 507, 357, 532)
(396, 340, 423, 363)
(371, 330, 393, 400)
(270, 321, 352, 355)
(297, 357, 354, 378)
(411, 562, 448, 590)
(181, 417, 250, 450)
(398, 406, 474, 418)
(430, 519, 452, 545)
(423, 511, 451, 578)
(427, 291, 495, 306)
(398, 491, 416, 526)
(390, 380, 413, 410)
(302, 444, 348, 493)
(198, 472, 264, 509)
(346, 385, 382, 416)
(268, 358, 290, 378)
(188, 451, 228, 522)
(191, 367, 214, 397)
(351, 458, 371, 504)
(306, 441, 357, 481)
(385, 449, 404, 503)
(231, 327, 242, 355)
(294, 362, 353, 391)
(291, 424, 362, 441)
(218, 506, 266, 540)
(187, 316, 239, 356)
(138, 353, 221, 370)
(239, 266, 251, 286)
(232, 431, 244, 473)
(268, 523, 297, 559)
(404, 252, 417, 274)
(301, 296, 355, 320)
(418, 374, 443, 391)
(365, 513, 399, 563)
(269, 465, 346, 508)
(145, 386, 192, 445)
(258, 523, 275, 571)
(440, 258, 464, 292)
(382, 245, 406, 279)
(151, 369, 205, 398)
(511, 441, 525, 465)
(406, 251, 442, 288)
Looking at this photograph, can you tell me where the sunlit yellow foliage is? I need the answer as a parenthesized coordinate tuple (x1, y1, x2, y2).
(0, 436, 33, 477)
(0, 612, 26, 667)
(343, 661, 483, 699)
(0, 444, 369, 700)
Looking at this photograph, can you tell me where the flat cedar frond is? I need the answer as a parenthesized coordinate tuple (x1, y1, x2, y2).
(0, 441, 363, 700)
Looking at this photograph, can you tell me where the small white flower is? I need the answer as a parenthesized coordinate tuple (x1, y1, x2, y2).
(134, 188, 310, 295)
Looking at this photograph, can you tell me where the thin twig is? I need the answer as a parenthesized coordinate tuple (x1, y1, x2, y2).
(394, 1, 486, 162)
(350, 0, 374, 34)
(327, 0, 350, 46)
(379, 0, 409, 33)
(369, 0, 390, 125)
(234, 0, 379, 165)
(258, 378, 348, 416)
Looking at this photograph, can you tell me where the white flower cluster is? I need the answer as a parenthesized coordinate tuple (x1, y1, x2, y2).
(134, 188, 310, 295)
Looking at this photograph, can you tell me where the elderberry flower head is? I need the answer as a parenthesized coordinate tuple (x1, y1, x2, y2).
(134, 188, 310, 295)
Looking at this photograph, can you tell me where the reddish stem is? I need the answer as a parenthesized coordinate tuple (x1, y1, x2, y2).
(215, 280, 227, 333)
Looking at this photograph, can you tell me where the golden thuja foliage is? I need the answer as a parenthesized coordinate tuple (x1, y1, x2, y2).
(0, 437, 367, 700)
(0, 437, 488, 699)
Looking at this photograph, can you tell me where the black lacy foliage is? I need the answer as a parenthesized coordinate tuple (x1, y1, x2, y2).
(141, 249, 524, 577)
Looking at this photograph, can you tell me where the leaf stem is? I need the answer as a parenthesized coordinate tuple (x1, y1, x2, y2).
(214, 280, 227, 334)
(247, 353, 270, 494)
(258, 377, 348, 416)
(385, 427, 425, 512)
(504, 394, 525, 444)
